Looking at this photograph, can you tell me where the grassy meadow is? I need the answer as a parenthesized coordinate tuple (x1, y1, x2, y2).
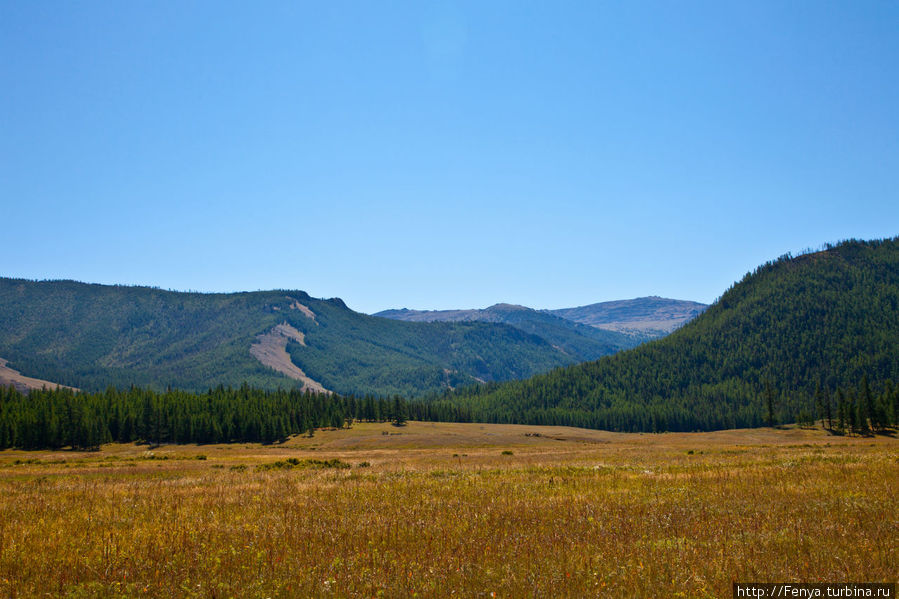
(0, 421, 896, 598)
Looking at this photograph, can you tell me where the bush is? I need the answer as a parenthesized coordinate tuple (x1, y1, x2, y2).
(256, 458, 351, 471)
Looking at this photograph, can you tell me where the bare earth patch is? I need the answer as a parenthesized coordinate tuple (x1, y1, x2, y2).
(0, 358, 77, 393)
(249, 323, 329, 393)
(289, 299, 317, 322)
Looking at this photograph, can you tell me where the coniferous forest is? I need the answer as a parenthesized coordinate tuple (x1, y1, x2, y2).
(421, 238, 899, 431)
(0, 384, 414, 450)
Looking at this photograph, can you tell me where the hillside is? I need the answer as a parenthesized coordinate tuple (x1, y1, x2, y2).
(0, 279, 584, 397)
(430, 238, 899, 431)
(546, 296, 708, 337)
(374, 303, 641, 361)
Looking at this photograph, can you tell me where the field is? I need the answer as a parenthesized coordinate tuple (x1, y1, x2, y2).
(0, 422, 896, 598)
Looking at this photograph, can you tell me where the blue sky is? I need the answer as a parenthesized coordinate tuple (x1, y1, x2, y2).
(2, 1, 897, 314)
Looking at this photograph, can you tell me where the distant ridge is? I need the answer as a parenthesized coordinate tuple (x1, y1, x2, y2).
(374, 303, 642, 361)
(375, 304, 530, 323)
(546, 297, 708, 337)
(376, 297, 707, 344)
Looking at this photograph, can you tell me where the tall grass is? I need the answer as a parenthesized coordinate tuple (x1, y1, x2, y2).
(0, 426, 895, 598)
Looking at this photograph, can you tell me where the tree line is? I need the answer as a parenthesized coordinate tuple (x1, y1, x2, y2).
(417, 376, 899, 433)
(2, 373, 895, 451)
(797, 376, 897, 435)
(0, 384, 414, 450)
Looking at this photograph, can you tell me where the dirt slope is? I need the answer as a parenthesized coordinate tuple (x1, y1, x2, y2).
(249, 323, 328, 393)
(0, 358, 78, 393)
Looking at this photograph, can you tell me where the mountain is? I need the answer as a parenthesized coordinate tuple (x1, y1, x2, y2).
(546, 297, 708, 338)
(0, 279, 591, 398)
(428, 238, 899, 432)
(378, 297, 708, 346)
(374, 303, 642, 361)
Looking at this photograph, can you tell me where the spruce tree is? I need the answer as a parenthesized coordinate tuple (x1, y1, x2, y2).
(848, 392, 858, 434)
(814, 381, 823, 426)
(836, 389, 846, 433)
(392, 396, 408, 426)
(859, 376, 873, 434)
(764, 381, 776, 427)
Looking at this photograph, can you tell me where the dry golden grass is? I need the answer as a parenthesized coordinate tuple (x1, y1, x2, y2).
(0, 422, 896, 598)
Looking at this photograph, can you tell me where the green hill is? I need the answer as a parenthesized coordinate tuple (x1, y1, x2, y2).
(429, 238, 899, 431)
(0, 279, 580, 397)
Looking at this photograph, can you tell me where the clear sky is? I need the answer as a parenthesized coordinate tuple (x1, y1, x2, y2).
(2, 2, 897, 314)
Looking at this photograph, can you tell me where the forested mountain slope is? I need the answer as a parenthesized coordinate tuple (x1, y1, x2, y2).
(0, 279, 580, 397)
(375, 303, 641, 361)
(430, 238, 899, 431)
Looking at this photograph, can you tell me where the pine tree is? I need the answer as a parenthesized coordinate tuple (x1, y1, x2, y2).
(856, 374, 873, 434)
(891, 380, 899, 426)
(139, 395, 154, 443)
(885, 380, 897, 427)
(764, 381, 776, 427)
(392, 396, 408, 426)
(836, 389, 846, 433)
(859, 375, 873, 434)
(814, 381, 823, 427)
(872, 392, 889, 432)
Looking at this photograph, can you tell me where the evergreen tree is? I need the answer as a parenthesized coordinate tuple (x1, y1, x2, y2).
(814, 381, 823, 426)
(837, 389, 847, 433)
(892, 381, 899, 426)
(764, 381, 777, 427)
(823, 386, 833, 431)
(872, 392, 890, 432)
(392, 396, 408, 426)
(859, 376, 873, 434)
